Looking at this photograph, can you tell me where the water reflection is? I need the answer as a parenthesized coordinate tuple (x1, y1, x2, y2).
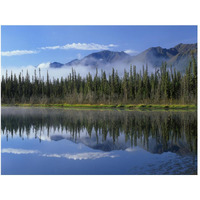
(1, 107, 197, 156)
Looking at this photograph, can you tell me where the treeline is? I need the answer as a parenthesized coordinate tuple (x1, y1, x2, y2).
(1, 56, 197, 104)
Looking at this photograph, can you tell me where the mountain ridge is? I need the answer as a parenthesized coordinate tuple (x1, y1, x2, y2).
(47, 43, 197, 71)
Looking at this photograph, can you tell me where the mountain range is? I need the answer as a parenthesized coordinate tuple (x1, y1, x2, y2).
(48, 43, 197, 71)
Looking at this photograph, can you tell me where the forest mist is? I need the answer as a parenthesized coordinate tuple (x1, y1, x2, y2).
(1, 54, 197, 105)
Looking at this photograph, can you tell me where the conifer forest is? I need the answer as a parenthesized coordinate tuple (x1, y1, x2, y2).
(1, 56, 197, 105)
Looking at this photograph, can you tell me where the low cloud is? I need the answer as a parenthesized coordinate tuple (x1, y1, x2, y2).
(1, 50, 38, 56)
(41, 43, 117, 51)
(1, 64, 98, 80)
(1, 61, 147, 81)
(124, 49, 139, 55)
(37, 62, 51, 69)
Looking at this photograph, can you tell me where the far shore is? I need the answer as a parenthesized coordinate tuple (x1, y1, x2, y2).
(1, 103, 197, 110)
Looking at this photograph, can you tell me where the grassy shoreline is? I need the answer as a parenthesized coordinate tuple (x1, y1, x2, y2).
(1, 103, 197, 110)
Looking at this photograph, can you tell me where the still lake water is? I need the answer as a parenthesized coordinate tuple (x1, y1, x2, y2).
(1, 107, 197, 175)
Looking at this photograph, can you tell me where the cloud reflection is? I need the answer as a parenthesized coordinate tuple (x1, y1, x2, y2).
(2, 148, 118, 160)
(125, 148, 137, 152)
(2, 148, 39, 154)
(42, 152, 118, 160)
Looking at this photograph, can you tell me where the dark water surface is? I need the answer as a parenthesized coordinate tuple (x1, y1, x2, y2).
(1, 107, 197, 175)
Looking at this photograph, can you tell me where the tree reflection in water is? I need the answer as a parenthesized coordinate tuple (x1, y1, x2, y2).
(1, 107, 197, 155)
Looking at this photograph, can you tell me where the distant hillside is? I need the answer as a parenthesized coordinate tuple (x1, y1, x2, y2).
(48, 43, 197, 71)
(49, 62, 64, 68)
(65, 50, 130, 67)
(48, 50, 130, 69)
(131, 43, 197, 70)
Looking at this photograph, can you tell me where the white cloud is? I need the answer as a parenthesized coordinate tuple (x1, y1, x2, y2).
(2, 148, 39, 154)
(1, 43, 117, 57)
(42, 152, 118, 160)
(124, 49, 139, 55)
(41, 43, 117, 51)
(37, 62, 50, 69)
(1, 50, 38, 56)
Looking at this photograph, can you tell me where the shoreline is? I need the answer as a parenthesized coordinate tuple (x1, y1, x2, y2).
(1, 103, 197, 110)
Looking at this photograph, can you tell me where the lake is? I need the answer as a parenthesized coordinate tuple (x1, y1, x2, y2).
(1, 107, 197, 175)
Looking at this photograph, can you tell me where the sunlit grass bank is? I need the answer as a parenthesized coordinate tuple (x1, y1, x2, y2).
(1, 103, 197, 110)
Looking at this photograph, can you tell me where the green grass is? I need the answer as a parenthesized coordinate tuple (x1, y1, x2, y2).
(1, 103, 197, 110)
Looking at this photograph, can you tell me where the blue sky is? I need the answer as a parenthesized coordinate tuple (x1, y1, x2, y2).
(1, 26, 197, 68)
